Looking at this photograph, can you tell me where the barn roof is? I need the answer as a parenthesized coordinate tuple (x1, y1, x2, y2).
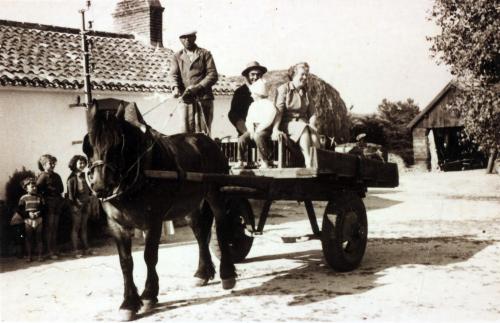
(407, 81, 456, 130)
(0, 19, 236, 95)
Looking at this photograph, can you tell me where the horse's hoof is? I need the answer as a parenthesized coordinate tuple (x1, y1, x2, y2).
(221, 277, 236, 290)
(194, 277, 209, 287)
(139, 299, 157, 313)
(118, 309, 136, 322)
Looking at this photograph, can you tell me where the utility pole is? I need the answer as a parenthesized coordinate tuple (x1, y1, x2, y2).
(79, 1, 93, 128)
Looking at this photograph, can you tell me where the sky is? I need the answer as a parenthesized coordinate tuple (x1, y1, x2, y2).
(0, 0, 452, 114)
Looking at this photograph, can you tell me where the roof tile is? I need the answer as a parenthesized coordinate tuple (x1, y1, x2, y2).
(0, 19, 236, 94)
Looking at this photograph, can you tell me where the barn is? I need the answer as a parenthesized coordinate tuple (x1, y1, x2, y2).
(407, 82, 485, 171)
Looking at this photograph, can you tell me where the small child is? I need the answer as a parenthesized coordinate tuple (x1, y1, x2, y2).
(67, 155, 94, 258)
(18, 177, 44, 262)
(37, 154, 64, 260)
(9, 210, 25, 259)
(235, 79, 278, 169)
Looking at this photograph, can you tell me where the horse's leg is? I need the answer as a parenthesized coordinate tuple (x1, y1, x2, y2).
(139, 217, 162, 311)
(206, 192, 237, 290)
(188, 201, 215, 286)
(108, 219, 141, 321)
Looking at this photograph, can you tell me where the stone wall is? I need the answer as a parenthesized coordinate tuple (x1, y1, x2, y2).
(412, 127, 429, 171)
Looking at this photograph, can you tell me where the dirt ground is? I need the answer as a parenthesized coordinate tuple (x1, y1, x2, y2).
(1, 169, 499, 322)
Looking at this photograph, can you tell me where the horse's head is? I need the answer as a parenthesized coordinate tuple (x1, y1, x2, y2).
(83, 100, 143, 199)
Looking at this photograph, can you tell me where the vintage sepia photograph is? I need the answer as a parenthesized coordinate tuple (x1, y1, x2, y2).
(0, 0, 499, 322)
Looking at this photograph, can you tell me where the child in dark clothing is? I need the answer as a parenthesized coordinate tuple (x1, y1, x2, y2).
(36, 154, 64, 260)
(67, 155, 94, 258)
(18, 177, 44, 262)
(9, 211, 25, 259)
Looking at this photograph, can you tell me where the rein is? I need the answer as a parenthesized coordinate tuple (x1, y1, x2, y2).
(86, 137, 155, 203)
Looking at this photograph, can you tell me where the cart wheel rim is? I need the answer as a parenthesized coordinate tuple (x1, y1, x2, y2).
(341, 211, 365, 254)
(321, 198, 368, 272)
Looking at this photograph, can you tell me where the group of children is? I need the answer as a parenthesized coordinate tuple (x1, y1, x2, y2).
(16, 154, 95, 262)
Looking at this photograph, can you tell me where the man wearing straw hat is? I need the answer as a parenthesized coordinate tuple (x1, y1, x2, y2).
(170, 30, 218, 134)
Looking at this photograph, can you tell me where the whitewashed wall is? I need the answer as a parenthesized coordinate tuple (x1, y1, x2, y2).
(0, 88, 235, 200)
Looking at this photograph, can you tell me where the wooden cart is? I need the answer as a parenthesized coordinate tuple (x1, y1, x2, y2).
(145, 143, 398, 272)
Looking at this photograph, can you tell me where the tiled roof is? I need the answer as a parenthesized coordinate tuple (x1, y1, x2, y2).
(0, 19, 236, 95)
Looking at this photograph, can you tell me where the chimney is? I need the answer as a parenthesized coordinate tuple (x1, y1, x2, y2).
(112, 0, 164, 47)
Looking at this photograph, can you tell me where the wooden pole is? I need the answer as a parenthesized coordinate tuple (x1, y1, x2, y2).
(486, 148, 498, 174)
(79, 3, 93, 130)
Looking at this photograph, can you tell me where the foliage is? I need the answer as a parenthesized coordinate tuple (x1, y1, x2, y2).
(4, 167, 36, 216)
(347, 99, 419, 165)
(429, 0, 500, 151)
(378, 99, 420, 165)
(350, 114, 387, 146)
(448, 85, 500, 151)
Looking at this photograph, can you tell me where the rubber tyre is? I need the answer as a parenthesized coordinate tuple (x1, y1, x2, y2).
(321, 193, 368, 272)
(210, 198, 254, 263)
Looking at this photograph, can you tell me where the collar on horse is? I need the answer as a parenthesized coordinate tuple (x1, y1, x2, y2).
(87, 128, 186, 203)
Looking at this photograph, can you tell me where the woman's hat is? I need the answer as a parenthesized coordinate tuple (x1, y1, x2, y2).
(21, 177, 36, 189)
(242, 61, 268, 77)
(249, 79, 268, 97)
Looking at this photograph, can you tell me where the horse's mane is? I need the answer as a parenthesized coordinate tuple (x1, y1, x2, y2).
(90, 111, 124, 153)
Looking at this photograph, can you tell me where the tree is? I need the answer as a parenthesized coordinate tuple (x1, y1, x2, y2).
(429, 0, 499, 171)
(350, 114, 387, 146)
(377, 98, 420, 165)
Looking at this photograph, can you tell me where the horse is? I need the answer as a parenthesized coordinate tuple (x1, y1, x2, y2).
(82, 99, 237, 321)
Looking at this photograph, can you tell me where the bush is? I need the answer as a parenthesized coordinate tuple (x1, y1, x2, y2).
(5, 167, 36, 217)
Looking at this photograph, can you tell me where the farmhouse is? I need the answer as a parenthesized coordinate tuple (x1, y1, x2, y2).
(407, 82, 485, 171)
(0, 0, 239, 200)
(0, 0, 350, 200)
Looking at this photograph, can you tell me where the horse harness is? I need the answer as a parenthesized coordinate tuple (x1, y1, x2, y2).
(87, 129, 185, 202)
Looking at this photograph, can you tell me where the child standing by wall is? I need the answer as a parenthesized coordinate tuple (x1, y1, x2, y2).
(67, 155, 94, 258)
(18, 177, 44, 262)
(36, 154, 64, 260)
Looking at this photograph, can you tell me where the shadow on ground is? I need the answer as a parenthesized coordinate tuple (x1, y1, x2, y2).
(137, 235, 494, 319)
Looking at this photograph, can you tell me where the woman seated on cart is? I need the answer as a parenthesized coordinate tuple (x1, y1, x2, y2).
(272, 62, 320, 168)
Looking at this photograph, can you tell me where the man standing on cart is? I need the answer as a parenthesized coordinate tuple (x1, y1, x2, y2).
(170, 30, 218, 134)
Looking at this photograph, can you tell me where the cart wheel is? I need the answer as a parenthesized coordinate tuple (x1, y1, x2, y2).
(321, 193, 367, 272)
(210, 197, 254, 263)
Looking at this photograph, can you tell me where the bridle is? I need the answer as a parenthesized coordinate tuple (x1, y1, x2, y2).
(86, 134, 153, 202)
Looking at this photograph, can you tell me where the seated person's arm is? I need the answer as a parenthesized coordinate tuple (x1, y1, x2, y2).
(235, 120, 248, 134)
(272, 86, 286, 140)
(270, 110, 283, 140)
(229, 89, 248, 135)
(307, 102, 318, 131)
(245, 119, 254, 134)
(309, 114, 318, 132)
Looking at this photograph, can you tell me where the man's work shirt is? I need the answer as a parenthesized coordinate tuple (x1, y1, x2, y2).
(170, 46, 218, 101)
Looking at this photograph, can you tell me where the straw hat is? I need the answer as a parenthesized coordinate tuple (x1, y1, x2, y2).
(241, 61, 268, 77)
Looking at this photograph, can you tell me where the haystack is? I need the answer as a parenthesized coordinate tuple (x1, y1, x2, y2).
(229, 68, 351, 143)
